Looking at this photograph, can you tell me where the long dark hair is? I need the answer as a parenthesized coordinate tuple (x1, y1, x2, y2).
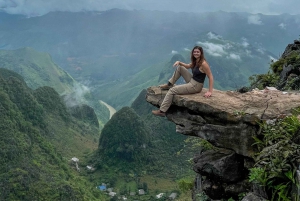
(190, 46, 206, 67)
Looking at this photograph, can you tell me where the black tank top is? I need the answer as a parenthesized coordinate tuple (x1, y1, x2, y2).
(192, 66, 206, 83)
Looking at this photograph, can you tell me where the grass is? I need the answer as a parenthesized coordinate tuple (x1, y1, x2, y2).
(44, 114, 100, 161)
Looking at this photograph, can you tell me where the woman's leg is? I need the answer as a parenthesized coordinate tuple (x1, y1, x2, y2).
(168, 66, 192, 85)
(160, 80, 203, 112)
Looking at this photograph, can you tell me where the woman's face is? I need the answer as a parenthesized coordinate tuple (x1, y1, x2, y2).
(193, 49, 201, 59)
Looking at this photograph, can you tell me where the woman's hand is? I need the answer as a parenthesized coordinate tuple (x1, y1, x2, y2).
(173, 61, 181, 67)
(204, 91, 212, 98)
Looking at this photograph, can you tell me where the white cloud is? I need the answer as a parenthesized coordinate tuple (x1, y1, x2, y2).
(257, 48, 265, 54)
(227, 53, 241, 60)
(241, 37, 249, 47)
(207, 32, 222, 40)
(183, 48, 190, 52)
(197, 41, 226, 57)
(242, 41, 249, 47)
(245, 50, 252, 56)
(278, 23, 286, 29)
(224, 43, 233, 50)
(248, 15, 263, 25)
(64, 83, 90, 107)
(269, 56, 278, 62)
(171, 50, 178, 54)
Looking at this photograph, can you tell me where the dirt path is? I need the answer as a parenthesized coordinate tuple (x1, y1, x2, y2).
(99, 100, 116, 119)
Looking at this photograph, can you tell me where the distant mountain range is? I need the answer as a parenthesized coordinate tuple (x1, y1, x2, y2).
(1, 9, 299, 108)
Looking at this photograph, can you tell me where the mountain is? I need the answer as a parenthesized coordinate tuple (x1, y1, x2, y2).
(96, 106, 151, 171)
(0, 69, 107, 200)
(0, 47, 110, 127)
(0, 47, 74, 94)
(94, 89, 193, 176)
(247, 39, 300, 91)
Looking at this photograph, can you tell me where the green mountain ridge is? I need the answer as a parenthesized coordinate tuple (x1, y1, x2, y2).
(0, 47, 110, 127)
(0, 47, 74, 94)
(0, 69, 107, 200)
(94, 89, 192, 176)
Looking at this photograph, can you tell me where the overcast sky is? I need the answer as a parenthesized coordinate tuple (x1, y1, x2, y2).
(0, 0, 299, 16)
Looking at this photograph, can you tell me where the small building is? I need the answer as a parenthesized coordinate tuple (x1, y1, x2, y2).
(109, 192, 117, 197)
(71, 157, 79, 162)
(169, 193, 177, 200)
(138, 189, 145, 195)
(129, 191, 136, 196)
(156, 193, 165, 198)
(86, 165, 95, 171)
(97, 185, 106, 191)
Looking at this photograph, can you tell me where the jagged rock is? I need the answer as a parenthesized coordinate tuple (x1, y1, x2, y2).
(292, 170, 300, 201)
(202, 179, 224, 200)
(294, 40, 300, 45)
(281, 42, 300, 58)
(146, 87, 300, 157)
(241, 192, 267, 201)
(252, 184, 268, 199)
(224, 180, 251, 198)
(193, 149, 244, 183)
(293, 129, 300, 144)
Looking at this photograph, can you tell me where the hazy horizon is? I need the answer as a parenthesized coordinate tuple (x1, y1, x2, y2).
(1, 0, 299, 17)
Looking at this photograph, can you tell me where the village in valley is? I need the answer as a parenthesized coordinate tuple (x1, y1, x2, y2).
(97, 183, 178, 200)
(71, 157, 178, 200)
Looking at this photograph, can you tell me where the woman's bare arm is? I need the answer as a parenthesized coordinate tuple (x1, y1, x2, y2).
(201, 62, 214, 97)
(173, 61, 192, 68)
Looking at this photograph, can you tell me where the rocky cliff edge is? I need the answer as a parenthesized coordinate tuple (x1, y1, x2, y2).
(146, 87, 300, 158)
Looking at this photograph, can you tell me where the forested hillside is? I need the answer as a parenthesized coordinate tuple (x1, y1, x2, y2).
(0, 69, 107, 200)
(0, 47, 110, 128)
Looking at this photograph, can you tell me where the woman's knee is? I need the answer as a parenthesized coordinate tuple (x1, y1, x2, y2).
(178, 65, 186, 72)
(168, 87, 178, 94)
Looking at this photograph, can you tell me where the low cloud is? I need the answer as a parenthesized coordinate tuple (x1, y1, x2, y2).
(63, 83, 90, 108)
(171, 50, 178, 54)
(245, 50, 252, 56)
(227, 53, 241, 60)
(197, 41, 226, 57)
(269, 56, 278, 62)
(241, 37, 249, 47)
(278, 23, 286, 29)
(197, 41, 244, 61)
(248, 15, 263, 25)
(207, 32, 222, 40)
(257, 48, 265, 54)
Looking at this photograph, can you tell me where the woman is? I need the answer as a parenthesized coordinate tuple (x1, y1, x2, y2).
(152, 46, 214, 117)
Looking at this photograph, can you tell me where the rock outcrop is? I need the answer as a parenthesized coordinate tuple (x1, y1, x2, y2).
(146, 86, 300, 200)
(146, 87, 300, 156)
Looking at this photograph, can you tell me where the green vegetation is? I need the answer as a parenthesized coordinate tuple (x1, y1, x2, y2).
(0, 70, 108, 200)
(250, 114, 300, 201)
(249, 50, 300, 91)
(87, 90, 199, 199)
(96, 106, 151, 170)
(0, 47, 110, 128)
(0, 47, 75, 94)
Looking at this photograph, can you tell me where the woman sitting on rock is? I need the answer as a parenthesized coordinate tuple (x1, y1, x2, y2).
(152, 46, 214, 117)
